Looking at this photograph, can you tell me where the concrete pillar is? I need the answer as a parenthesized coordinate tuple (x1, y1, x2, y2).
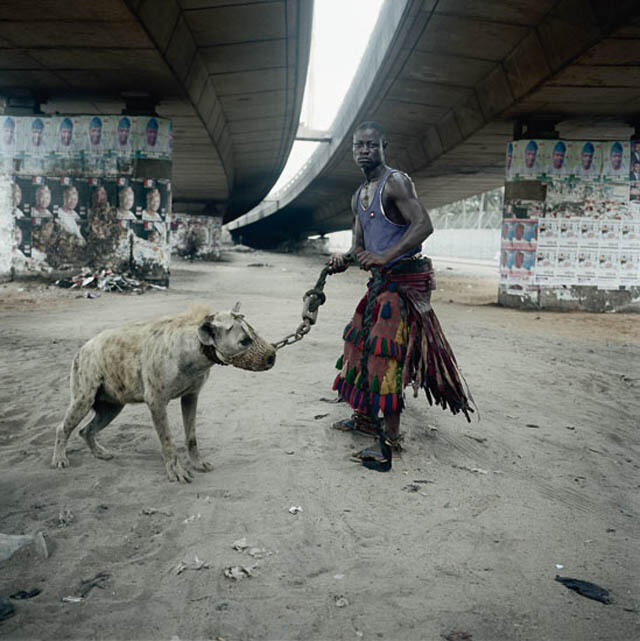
(498, 122, 640, 312)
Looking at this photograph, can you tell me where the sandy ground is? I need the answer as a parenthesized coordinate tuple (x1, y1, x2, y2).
(0, 250, 639, 641)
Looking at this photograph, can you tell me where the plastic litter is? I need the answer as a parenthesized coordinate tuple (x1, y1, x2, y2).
(223, 565, 256, 580)
(232, 537, 249, 551)
(0, 531, 48, 562)
(334, 596, 349, 608)
(175, 555, 210, 575)
(288, 506, 303, 515)
(555, 575, 611, 604)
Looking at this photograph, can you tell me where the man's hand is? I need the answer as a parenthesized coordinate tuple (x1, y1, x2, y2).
(356, 249, 386, 270)
(327, 253, 351, 273)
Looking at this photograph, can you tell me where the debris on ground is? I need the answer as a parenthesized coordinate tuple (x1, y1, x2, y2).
(525, 423, 540, 429)
(319, 397, 342, 403)
(182, 513, 201, 524)
(442, 631, 472, 641)
(175, 555, 210, 575)
(334, 595, 349, 608)
(464, 434, 487, 444)
(55, 268, 166, 295)
(57, 508, 75, 528)
(141, 507, 173, 517)
(0, 598, 15, 621)
(223, 565, 256, 580)
(61, 596, 84, 603)
(314, 413, 329, 420)
(402, 484, 428, 495)
(284, 450, 295, 455)
(10, 588, 41, 600)
(232, 538, 249, 551)
(555, 575, 611, 604)
(0, 531, 48, 562)
(452, 465, 489, 475)
(288, 506, 303, 515)
(77, 572, 110, 598)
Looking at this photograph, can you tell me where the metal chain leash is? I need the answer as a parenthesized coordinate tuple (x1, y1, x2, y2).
(273, 256, 351, 351)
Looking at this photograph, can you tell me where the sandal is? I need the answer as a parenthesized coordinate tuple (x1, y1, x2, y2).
(332, 412, 380, 437)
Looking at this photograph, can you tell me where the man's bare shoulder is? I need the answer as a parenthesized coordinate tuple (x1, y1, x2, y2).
(384, 170, 416, 198)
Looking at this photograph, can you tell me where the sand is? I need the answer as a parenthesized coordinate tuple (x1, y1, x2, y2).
(0, 250, 639, 641)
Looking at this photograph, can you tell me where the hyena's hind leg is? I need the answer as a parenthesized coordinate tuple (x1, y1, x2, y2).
(79, 400, 123, 460)
(52, 353, 100, 469)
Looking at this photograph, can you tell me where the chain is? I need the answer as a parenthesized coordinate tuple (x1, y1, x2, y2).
(273, 257, 351, 351)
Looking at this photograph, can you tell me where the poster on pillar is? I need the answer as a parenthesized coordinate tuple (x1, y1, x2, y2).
(512, 139, 549, 181)
(0, 114, 172, 283)
(566, 140, 602, 181)
(602, 141, 629, 182)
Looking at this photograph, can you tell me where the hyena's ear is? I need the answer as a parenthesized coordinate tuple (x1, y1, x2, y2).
(197, 314, 233, 346)
(232, 301, 241, 313)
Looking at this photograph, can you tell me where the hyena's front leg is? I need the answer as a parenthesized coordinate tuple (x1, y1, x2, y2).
(181, 393, 213, 472)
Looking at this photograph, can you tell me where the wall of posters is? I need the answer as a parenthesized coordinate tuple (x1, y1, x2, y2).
(1, 115, 172, 283)
(502, 138, 640, 298)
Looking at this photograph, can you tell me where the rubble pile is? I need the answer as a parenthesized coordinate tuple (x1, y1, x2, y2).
(55, 268, 166, 294)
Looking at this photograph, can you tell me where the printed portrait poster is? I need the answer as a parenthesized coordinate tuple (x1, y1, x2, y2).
(505, 141, 514, 181)
(555, 248, 577, 284)
(53, 116, 82, 157)
(500, 249, 514, 282)
(546, 140, 569, 178)
(112, 115, 136, 158)
(507, 250, 536, 293)
(576, 249, 598, 285)
(577, 219, 598, 249)
(514, 139, 549, 180)
(537, 219, 558, 248)
(596, 251, 619, 289)
(0, 115, 18, 158)
(136, 117, 171, 159)
(620, 222, 640, 250)
(619, 252, 640, 286)
(630, 181, 640, 203)
(501, 219, 514, 251)
(558, 218, 578, 247)
(534, 248, 556, 285)
(14, 217, 32, 258)
(598, 220, 620, 249)
(81, 116, 116, 175)
(602, 141, 629, 182)
(509, 218, 537, 251)
(21, 117, 55, 175)
(566, 140, 602, 181)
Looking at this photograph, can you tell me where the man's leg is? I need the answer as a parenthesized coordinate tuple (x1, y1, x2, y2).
(383, 411, 400, 442)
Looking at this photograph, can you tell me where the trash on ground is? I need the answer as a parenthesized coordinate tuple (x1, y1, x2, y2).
(464, 434, 487, 444)
(289, 506, 303, 515)
(247, 263, 272, 268)
(183, 513, 201, 524)
(77, 571, 110, 598)
(0, 531, 48, 562)
(402, 484, 428, 495)
(566, 425, 576, 430)
(141, 507, 173, 517)
(319, 397, 342, 403)
(175, 555, 210, 575)
(555, 564, 564, 569)
(58, 508, 75, 528)
(232, 537, 248, 551)
(452, 465, 488, 475)
(334, 595, 349, 608)
(55, 268, 166, 295)
(10, 588, 41, 600)
(247, 547, 269, 559)
(314, 413, 329, 420)
(525, 423, 540, 429)
(61, 596, 84, 603)
(442, 631, 472, 641)
(285, 450, 295, 455)
(0, 598, 15, 621)
(86, 292, 101, 299)
(223, 565, 256, 580)
(555, 575, 611, 604)
(333, 574, 345, 580)
(413, 479, 434, 484)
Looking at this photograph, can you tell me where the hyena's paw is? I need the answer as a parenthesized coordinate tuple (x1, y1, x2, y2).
(92, 442, 114, 460)
(190, 457, 214, 473)
(51, 449, 70, 469)
(165, 457, 193, 483)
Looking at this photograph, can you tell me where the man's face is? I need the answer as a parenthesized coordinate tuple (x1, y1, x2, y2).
(352, 128, 385, 170)
(93, 187, 107, 206)
(146, 127, 157, 146)
(146, 189, 160, 212)
(120, 187, 134, 210)
(89, 125, 102, 146)
(60, 127, 72, 146)
(634, 142, 640, 154)
(36, 187, 51, 209)
(552, 150, 565, 169)
(515, 252, 524, 268)
(581, 152, 593, 170)
(32, 128, 42, 147)
(64, 188, 78, 210)
(118, 126, 129, 146)
(610, 151, 622, 170)
(634, 162, 640, 174)
(514, 224, 524, 240)
(524, 149, 536, 169)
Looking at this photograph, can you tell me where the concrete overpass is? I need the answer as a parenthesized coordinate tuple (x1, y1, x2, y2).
(227, 0, 640, 247)
(0, 0, 313, 219)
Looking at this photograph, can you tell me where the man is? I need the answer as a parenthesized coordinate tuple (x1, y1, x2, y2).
(88, 116, 103, 149)
(31, 118, 45, 149)
(116, 185, 137, 221)
(59, 118, 73, 149)
(523, 140, 538, 170)
(142, 187, 165, 237)
(116, 116, 131, 152)
(56, 186, 84, 241)
(577, 141, 595, 175)
(608, 141, 625, 176)
(632, 140, 640, 164)
(145, 118, 159, 148)
(550, 140, 566, 173)
(328, 122, 472, 465)
(630, 161, 640, 181)
(33, 184, 53, 218)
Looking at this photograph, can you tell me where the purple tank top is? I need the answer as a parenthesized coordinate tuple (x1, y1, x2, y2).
(357, 168, 420, 266)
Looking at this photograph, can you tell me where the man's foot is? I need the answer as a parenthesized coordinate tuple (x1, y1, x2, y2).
(332, 412, 380, 437)
(351, 433, 403, 462)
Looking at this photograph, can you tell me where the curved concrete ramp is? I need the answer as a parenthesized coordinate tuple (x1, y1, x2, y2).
(230, 0, 640, 247)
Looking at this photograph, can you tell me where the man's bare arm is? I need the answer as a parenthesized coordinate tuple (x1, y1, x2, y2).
(328, 191, 364, 272)
(357, 173, 432, 269)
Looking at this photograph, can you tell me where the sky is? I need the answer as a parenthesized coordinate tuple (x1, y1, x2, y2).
(267, 0, 385, 196)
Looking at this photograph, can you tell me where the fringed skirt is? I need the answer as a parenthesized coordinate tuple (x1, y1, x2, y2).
(332, 258, 473, 421)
